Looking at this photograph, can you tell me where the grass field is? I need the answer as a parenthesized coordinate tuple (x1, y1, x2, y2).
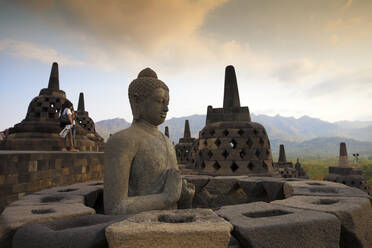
(286, 157, 372, 193)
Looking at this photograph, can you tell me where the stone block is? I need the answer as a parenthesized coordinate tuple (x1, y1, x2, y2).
(0, 175, 5, 185)
(216, 202, 340, 248)
(13, 214, 128, 248)
(237, 177, 285, 203)
(272, 196, 372, 248)
(28, 161, 38, 173)
(33, 181, 103, 208)
(1, 203, 95, 230)
(193, 176, 250, 208)
(283, 180, 371, 200)
(9, 193, 84, 206)
(0, 203, 95, 248)
(182, 175, 212, 192)
(105, 208, 233, 248)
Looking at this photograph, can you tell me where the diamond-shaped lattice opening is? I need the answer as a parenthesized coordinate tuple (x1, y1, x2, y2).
(255, 149, 261, 158)
(248, 162, 255, 170)
(207, 151, 213, 159)
(253, 129, 258, 135)
(201, 161, 206, 169)
(215, 138, 221, 147)
(246, 138, 253, 149)
(230, 162, 239, 172)
(229, 139, 237, 149)
(239, 149, 246, 159)
(238, 129, 244, 136)
(209, 129, 216, 136)
(259, 137, 264, 145)
(262, 161, 268, 169)
(223, 129, 229, 136)
(213, 161, 221, 171)
(222, 150, 229, 159)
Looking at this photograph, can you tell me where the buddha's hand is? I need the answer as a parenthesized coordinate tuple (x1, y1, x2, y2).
(178, 179, 195, 209)
(164, 168, 182, 204)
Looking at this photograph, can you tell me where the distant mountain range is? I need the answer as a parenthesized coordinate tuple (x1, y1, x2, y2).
(95, 114, 372, 158)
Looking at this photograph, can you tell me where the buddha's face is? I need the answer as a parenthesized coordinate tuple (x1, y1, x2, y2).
(140, 87, 169, 126)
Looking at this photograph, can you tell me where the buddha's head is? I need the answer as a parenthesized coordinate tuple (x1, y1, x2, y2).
(129, 68, 169, 126)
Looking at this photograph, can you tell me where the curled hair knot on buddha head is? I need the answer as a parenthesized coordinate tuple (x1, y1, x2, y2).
(128, 68, 169, 120)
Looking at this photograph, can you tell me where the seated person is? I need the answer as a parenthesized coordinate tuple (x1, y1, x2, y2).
(104, 68, 194, 215)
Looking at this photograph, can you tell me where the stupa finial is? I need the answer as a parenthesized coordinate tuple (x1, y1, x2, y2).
(278, 144, 287, 163)
(48, 62, 60, 90)
(165, 126, 169, 138)
(339, 142, 349, 167)
(223, 65, 240, 109)
(78, 92, 85, 112)
(184, 120, 191, 138)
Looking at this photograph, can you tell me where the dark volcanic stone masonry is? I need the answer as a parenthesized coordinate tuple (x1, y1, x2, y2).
(194, 66, 276, 176)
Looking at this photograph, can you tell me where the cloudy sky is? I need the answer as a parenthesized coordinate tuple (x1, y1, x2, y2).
(0, 0, 371, 130)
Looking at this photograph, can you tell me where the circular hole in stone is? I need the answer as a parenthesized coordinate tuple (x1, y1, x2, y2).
(31, 208, 55, 214)
(58, 188, 78, 192)
(312, 199, 339, 205)
(89, 182, 103, 186)
(40, 195, 65, 203)
(307, 182, 325, 186)
(158, 214, 195, 223)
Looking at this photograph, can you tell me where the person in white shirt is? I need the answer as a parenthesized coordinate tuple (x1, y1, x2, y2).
(60, 101, 79, 152)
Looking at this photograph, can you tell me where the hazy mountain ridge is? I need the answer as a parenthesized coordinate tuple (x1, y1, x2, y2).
(95, 114, 372, 157)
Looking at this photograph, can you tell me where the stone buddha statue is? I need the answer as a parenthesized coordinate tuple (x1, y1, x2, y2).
(104, 68, 194, 215)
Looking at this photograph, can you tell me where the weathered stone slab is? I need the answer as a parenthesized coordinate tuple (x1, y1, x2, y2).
(237, 177, 285, 203)
(0, 203, 95, 248)
(9, 194, 84, 206)
(195, 176, 249, 208)
(283, 180, 370, 200)
(182, 175, 212, 192)
(13, 214, 128, 248)
(272, 196, 372, 248)
(33, 181, 103, 209)
(216, 202, 340, 248)
(33, 181, 103, 196)
(1, 203, 95, 230)
(105, 208, 232, 248)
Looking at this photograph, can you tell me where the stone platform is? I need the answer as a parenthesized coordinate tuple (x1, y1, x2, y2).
(1, 176, 371, 248)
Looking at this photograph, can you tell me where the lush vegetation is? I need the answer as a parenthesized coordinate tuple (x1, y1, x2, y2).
(287, 157, 372, 192)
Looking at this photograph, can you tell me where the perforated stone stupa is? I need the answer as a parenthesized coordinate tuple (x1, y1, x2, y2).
(76, 92, 104, 150)
(194, 65, 275, 176)
(273, 145, 307, 178)
(1, 63, 96, 151)
(324, 142, 370, 194)
(175, 120, 196, 165)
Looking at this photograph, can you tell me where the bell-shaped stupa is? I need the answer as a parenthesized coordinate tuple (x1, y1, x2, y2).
(75, 92, 104, 150)
(2, 63, 96, 151)
(194, 65, 275, 176)
(175, 120, 196, 165)
(324, 142, 370, 194)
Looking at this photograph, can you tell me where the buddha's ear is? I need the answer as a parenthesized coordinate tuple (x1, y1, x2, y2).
(133, 93, 142, 104)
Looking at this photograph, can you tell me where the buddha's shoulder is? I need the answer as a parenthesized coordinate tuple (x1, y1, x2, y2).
(106, 126, 140, 146)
